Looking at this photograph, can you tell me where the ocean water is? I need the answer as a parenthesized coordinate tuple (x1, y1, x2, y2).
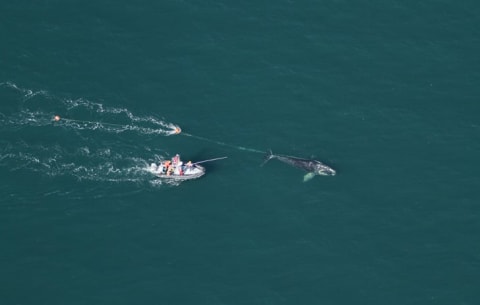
(1, 1, 480, 304)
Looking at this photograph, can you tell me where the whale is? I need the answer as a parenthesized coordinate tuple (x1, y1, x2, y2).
(262, 150, 336, 181)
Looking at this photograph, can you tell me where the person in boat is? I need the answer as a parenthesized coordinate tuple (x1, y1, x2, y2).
(166, 164, 174, 176)
(185, 161, 193, 174)
(157, 163, 164, 174)
(175, 161, 184, 175)
(163, 160, 171, 175)
(172, 154, 181, 166)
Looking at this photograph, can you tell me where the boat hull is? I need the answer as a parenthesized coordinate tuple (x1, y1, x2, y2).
(151, 164, 205, 181)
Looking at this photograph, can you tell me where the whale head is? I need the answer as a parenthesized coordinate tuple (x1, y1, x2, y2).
(315, 163, 336, 176)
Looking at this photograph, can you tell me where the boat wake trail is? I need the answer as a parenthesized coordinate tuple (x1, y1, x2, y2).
(0, 141, 169, 185)
(0, 82, 181, 186)
(0, 142, 186, 189)
(0, 82, 180, 136)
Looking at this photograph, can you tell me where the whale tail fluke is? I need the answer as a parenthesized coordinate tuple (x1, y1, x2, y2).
(260, 149, 275, 167)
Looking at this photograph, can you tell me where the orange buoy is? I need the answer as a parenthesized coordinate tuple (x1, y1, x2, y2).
(53, 115, 61, 122)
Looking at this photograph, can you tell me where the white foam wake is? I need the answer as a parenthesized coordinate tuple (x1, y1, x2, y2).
(0, 82, 183, 187)
(0, 82, 181, 135)
(0, 143, 167, 185)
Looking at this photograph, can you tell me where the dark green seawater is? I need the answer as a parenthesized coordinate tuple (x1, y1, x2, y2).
(1, 1, 480, 304)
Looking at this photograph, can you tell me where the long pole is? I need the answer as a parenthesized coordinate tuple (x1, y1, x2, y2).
(193, 156, 228, 165)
